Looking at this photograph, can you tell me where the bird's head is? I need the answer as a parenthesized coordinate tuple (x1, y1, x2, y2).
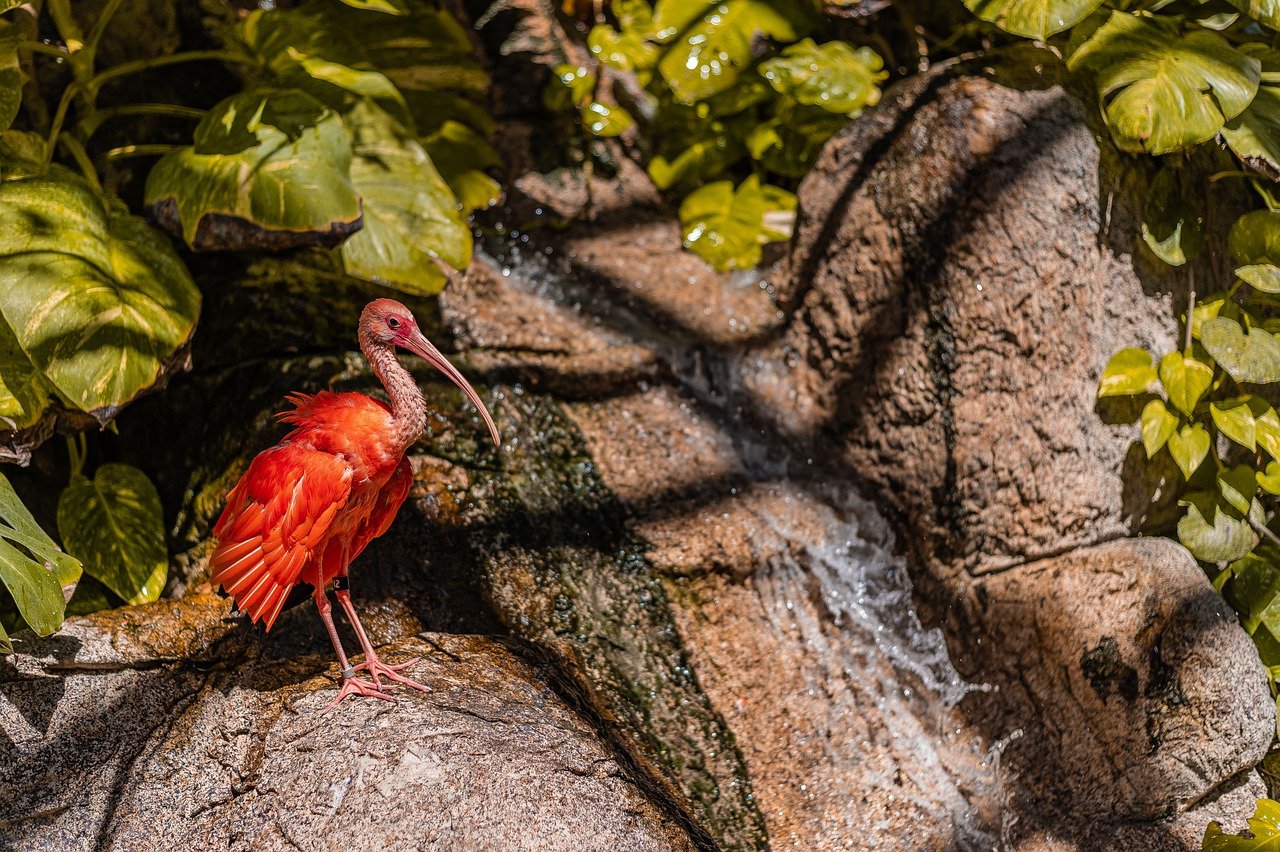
(359, 299, 500, 446)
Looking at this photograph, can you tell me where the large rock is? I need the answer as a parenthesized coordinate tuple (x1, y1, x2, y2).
(0, 601, 696, 851)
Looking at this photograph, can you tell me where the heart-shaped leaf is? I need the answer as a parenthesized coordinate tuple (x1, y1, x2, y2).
(1141, 398, 1178, 457)
(1223, 45, 1280, 179)
(57, 463, 166, 605)
(1067, 12, 1260, 154)
(0, 168, 201, 420)
(146, 88, 361, 251)
(1192, 294, 1227, 340)
(1201, 315, 1280, 383)
(1259, 461, 1280, 495)
(1159, 351, 1214, 416)
(759, 38, 886, 115)
(1098, 347, 1156, 396)
(1178, 491, 1259, 563)
(0, 471, 79, 640)
(1220, 464, 1259, 514)
(679, 175, 796, 271)
(652, 0, 817, 103)
(338, 101, 470, 295)
(1167, 422, 1210, 480)
(1204, 796, 1280, 850)
(1211, 396, 1270, 451)
(963, 0, 1104, 39)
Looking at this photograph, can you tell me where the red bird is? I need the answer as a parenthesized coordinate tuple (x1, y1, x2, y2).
(208, 299, 499, 706)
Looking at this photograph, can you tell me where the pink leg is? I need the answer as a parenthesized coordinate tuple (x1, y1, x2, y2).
(334, 582, 430, 695)
(315, 587, 394, 709)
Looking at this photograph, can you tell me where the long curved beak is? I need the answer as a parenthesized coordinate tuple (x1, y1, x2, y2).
(404, 329, 501, 446)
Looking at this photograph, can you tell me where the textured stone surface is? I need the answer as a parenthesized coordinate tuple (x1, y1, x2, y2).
(0, 608, 696, 852)
(954, 538, 1273, 821)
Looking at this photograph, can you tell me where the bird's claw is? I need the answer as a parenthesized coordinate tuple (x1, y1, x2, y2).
(356, 656, 431, 693)
(325, 675, 396, 710)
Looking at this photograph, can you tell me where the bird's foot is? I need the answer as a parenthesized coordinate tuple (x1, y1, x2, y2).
(325, 673, 396, 710)
(356, 656, 431, 693)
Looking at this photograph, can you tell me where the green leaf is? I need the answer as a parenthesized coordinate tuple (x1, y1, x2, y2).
(679, 175, 796, 271)
(1192, 294, 1226, 340)
(590, 17, 661, 77)
(0, 168, 201, 420)
(0, 316, 54, 432)
(1211, 396, 1269, 451)
(1258, 407, 1280, 459)
(0, 20, 22, 133)
(1204, 797, 1280, 850)
(1224, 0, 1280, 30)
(145, 88, 361, 251)
(1159, 351, 1214, 416)
(1167, 422, 1210, 480)
(1141, 166, 1203, 266)
(648, 122, 747, 189)
(1223, 45, 1280, 179)
(652, 0, 817, 103)
(545, 64, 596, 111)
(1178, 491, 1259, 563)
(747, 102, 853, 178)
(1066, 12, 1260, 155)
(57, 464, 166, 606)
(583, 100, 635, 137)
(0, 471, 78, 640)
(236, 0, 489, 137)
(1226, 549, 1280, 635)
(338, 101, 470, 295)
(963, 0, 1104, 39)
(1201, 315, 1280, 383)
(1098, 347, 1156, 397)
(1220, 464, 1258, 514)
(759, 39, 886, 115)
(338, 0, 410, 12)
(1230, 210, 1280, 290)
(421, 120, 501, 214)
(1141, 398, 1178, 457)
(1259, 461, 1280, 495)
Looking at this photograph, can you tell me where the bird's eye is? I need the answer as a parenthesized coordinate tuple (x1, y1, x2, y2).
(388, 317, 400, 329)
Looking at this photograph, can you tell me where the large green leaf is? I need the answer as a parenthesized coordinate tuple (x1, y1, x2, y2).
(0, 20, 21, 133)
(1205, 797, 1280, 849)
(0, 471, 79, 641)
(1158, 351, 1213, 416)
(1224, 0, 1280, 30)
(1141, 398, 1177, 457)
(422, 120, 501, 214)
(146, 88, 361, 251)
(964, 0, 1104, 39)
(58, 463, 166, 606)
(0, 317, 54, 432)
(338, 101, 470, 295)
(235, 0, 489, 136)
(0, 168, 201, 420)
(759, 38, 886, 115)
(1178, 491, 1259, 563)
(1229, 210, 1280, 292)
(1168, 422, 1210, 480)
(1066, 12, 1260, 154)
(679, 175, 796, 270)
(1201, 315, 1280, 383)
(652, 0, 816, 103)
(1223, 45, 1280, 179)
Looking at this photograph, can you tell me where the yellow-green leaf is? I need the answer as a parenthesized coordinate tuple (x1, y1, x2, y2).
(1223, 45, 1280, 178)
(679, 175, 796, 271)
(1204, 797, 1280, 850)
(1167, 422, 1210, 480)
(1178, 491, 1259, 563)
(1211, 397, 1264, 451)
(1259, 461, 1280, 495)
(963, 0, 1104, 40)
(57, 464, 166, 606)
(1098, 347, 1156, 397)
(1220, 464, 1259, 514)
(1141, 398, 1178, 457)
(759, 38, 886, 115)
(0, 471, 78, 640)
(1201, 316, 1280, 383)
(1159, 351, 1213, 416)
(1067, 12, 1260, 155)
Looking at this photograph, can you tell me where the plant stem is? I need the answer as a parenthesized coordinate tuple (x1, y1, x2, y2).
(65, 433, 85, 480)
(96, 143, 178, 163)
(43, 81, 80, 164)
(77, 103, 206, 140)
(84, 0, 127, 59)
(46, 0, 83, 53)
(1251, 515, 1280, 549)
(18, 41, 71, 60)
(87, 50, 255, 95)
(57, 135, 100, 190)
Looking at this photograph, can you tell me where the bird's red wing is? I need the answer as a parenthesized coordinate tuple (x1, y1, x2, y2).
(345, 456, 413, 567)
(210, 443, 353, 630)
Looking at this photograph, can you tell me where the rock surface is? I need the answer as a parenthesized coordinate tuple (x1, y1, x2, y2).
(0, 602, 697, 852)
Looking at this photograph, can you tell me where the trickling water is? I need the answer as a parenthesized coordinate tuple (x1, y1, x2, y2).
(471, 237, 1019, 850)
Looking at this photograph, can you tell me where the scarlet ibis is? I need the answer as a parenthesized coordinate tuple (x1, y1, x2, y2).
(208, 299, 499, 706)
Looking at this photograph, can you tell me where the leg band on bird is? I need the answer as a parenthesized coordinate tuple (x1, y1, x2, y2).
(332, 576, 350, 591)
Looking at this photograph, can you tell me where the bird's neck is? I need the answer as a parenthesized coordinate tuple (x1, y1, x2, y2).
(364, 341, 427, 451)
